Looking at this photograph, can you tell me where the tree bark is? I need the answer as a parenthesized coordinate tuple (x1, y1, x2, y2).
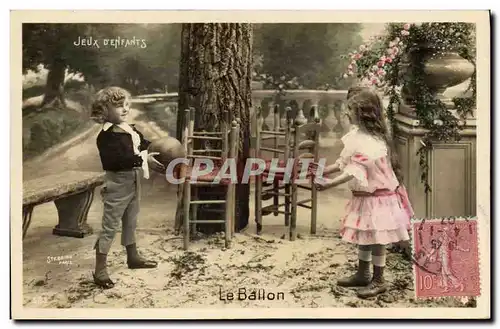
(177, 23, 253, 233)
(41, 58, 66, 109)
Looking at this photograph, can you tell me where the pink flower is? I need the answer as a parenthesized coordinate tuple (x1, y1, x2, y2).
(385, 57, 393, 63)
(392, 47, 399, 54)
(377, 68, 386, 76)
(354, 53, 362, 60)
(348, 64, 354, 70)
(377, 60, 385, 68)
(403, 23, 411, 30)
(371, 77, 380, 85)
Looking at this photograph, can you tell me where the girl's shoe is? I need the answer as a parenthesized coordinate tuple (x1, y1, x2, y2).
(337, 259, 371, 287)
(357, 265, 388, 298)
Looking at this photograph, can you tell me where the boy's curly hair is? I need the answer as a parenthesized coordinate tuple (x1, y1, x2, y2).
(90, 86, 131, 123)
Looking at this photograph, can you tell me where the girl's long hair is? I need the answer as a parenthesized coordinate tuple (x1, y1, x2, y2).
(346, 88, 403, 183)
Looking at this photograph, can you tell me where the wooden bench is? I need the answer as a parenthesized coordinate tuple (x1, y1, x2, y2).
(23, 171, 106, 239)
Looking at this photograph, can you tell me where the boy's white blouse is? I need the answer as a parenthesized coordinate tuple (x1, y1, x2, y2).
(102, 122, 150, 179)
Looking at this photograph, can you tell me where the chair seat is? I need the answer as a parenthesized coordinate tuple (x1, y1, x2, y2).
(183, 158, 321, 184)
(258, 159, 319, 180)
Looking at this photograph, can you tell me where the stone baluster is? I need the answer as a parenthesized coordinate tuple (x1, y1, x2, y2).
(332, 100, 345, 135)
(321, 103, 336, 136)
(251, 92, 269, 137)
(308, 95, 321, 122)
(263, 98, 276, 131)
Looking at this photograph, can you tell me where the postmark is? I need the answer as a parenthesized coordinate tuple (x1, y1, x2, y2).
(410, 216, 480, 299)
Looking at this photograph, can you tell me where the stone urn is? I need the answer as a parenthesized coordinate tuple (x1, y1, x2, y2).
(401, 44, 475, 105)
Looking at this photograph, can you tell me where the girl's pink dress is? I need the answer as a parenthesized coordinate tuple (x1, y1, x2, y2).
(335, 125, 414, 246)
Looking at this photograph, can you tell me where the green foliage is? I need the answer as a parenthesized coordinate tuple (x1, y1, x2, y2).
(343, 22, 476, 193)
(23, 106, 92, 160)
(136, 101, 178, 137)
(253, 23, 363, 90)
(23, 23, 182, 94)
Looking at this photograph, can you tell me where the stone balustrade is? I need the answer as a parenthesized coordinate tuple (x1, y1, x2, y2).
(250, 89, 348, 138)
(131, 89, 350, 138)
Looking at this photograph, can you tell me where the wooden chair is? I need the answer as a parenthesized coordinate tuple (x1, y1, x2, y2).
(179, 107, 240, 250)
(254, 105, 322, 241)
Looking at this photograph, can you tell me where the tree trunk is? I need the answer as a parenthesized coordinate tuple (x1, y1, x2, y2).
(41, 58, 66, 109)
(177, 23, 253, 234)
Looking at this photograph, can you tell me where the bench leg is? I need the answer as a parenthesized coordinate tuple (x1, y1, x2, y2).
(23, 205, 34, 239)
(52, 188, 95, 238)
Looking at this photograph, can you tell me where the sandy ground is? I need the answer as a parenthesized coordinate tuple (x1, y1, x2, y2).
(21, 107, 472, 310)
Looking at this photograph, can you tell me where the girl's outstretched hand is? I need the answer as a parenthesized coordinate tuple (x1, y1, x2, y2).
(315, 177, 334, 191)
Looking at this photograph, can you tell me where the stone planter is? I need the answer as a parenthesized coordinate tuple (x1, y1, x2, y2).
(392, 39, 477, 219)
(401, 45, 475, 106)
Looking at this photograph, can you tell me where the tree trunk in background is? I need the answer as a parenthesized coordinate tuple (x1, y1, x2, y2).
(177, 23, 253, 233)
(41, 58, 66, 109)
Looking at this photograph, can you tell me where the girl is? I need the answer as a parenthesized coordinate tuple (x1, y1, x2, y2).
(316, 87, 414, 299)
(91, 86, 165, 289)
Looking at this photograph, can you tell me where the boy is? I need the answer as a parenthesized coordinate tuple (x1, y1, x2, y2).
(90, 86, 165, 289)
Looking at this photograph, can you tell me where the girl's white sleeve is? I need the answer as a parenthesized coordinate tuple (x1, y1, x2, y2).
(334, 134, 370, 188)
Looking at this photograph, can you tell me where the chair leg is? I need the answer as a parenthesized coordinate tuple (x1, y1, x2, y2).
(255, 175, 263, 235)
(183, 179, 191, 250)
(290, 183, 297, 241)
(273, 180, 279, 216)
(311, 178, 317, 235)
(225, 184, 233, 249)
(284, 184, 290, 226)
(191, 187, 198, 235)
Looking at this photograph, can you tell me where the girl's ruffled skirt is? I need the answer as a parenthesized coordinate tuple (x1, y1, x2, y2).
(340, 189, 412, 245)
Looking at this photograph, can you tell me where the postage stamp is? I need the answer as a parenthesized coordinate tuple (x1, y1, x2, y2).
(11, 9, 490, 320)
(411, 216, 480, 299)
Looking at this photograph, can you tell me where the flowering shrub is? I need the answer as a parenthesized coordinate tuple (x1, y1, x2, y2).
(341, 22, 476, 193)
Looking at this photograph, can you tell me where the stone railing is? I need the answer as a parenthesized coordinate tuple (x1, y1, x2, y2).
(250, 89, 348, 138)
(131, 89, 351, 138)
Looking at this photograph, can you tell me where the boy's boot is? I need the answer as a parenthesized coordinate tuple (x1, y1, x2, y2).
(93, 249, 115, 289)
(126, 243, 158, 269)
